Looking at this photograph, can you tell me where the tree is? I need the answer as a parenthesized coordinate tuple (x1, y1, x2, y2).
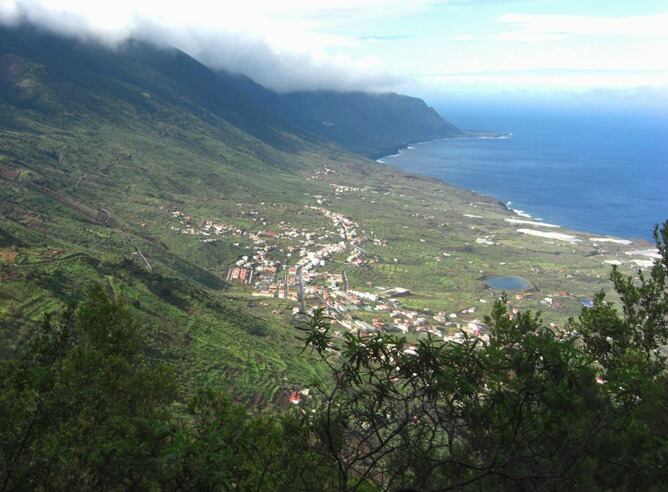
(0, 285, 176, 491)
(567, 222, 668, 489)
(297, 222, 668, 490)
(169, 389, 337, 491)
(2, 222, 667, 491)
(0, 286, 336, 491)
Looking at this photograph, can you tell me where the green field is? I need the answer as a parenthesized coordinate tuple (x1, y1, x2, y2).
(0, 27, 656, 406)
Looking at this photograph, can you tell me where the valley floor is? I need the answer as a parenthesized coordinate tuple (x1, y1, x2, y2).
(0, 118, 657, 407)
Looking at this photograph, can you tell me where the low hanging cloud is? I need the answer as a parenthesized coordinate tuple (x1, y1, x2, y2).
(496, 12, 668, 44)
(0, 0, 414, 92)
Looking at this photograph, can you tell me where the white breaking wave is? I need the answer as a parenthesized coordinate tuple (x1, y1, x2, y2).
(625, 248, 661, 259)
(632, 259, 654, 268)
(589, 237, 632, 245)
(513, 209, 532, 219)
(517, 229, 580, 242)
(505, 218, 560, 228)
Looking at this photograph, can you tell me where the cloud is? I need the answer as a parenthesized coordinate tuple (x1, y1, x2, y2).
(426, 69, 668, 91)
(0, 0, 426, 92)
(3, 2, 666, 96)
(496, 12, 668, 42)
(360, 34, 414, 41)
(449, 34, 475, 43)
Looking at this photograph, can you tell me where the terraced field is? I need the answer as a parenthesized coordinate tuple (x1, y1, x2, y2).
(1, 26, 659, 407)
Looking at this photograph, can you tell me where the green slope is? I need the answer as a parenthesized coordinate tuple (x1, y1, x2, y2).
(0, 25, 648, 407)
(0, 26, 343, 402)
(222, 70, 463, 158)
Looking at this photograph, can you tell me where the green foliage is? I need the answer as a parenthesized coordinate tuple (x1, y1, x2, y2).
(295, 307, 334, 357)
(573, 222, 668, 377)
(296, 223, 668, 490)
(1, 24, 667, 490)
(0, 286, 336, 491)
(1, 224, 668, 491)
(0, 285, 176, 491)
(170, 389, 335, 491)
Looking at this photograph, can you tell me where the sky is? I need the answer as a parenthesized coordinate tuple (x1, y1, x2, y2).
(1, 0, 667, 110)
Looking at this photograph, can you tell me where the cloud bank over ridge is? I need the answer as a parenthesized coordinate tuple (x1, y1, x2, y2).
(2, 1, 667, 101)
(0, 0, 408, 92)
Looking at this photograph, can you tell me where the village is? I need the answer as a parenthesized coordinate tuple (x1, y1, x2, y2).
(166, 202, 496, 346)
(164, 174, 660, 359)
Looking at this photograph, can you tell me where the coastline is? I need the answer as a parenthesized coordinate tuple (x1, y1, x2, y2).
(373, 136, 653, 245)
(374, 131, 511, 164)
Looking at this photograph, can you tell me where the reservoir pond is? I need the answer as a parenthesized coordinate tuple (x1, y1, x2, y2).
(486, 276, 531, 291)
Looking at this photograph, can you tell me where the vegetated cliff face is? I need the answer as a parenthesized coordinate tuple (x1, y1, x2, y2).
(0, 23, 463, 400)
(221, 70, 463, 158)
(0, 24, 462, 160)
(277, 90, 463, 158)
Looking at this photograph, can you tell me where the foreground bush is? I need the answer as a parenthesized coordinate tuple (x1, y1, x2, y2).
(296, 223, 668, 491)
(1, 222, 667, 491)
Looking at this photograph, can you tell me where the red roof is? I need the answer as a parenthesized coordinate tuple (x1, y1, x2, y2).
(289, 390, 301, 404)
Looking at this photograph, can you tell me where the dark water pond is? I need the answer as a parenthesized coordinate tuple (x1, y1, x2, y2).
(486, 276, 531, 291)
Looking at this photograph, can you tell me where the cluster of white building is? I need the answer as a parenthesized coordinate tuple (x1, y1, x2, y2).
(168, 204, 493, 343)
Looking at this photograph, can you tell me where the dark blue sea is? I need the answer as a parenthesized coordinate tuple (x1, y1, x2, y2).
(379, 106, 668, 240)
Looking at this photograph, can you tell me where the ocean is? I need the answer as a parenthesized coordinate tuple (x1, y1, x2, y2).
(378, 105, 668, 241)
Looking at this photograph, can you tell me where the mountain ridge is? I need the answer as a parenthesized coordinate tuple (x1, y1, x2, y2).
(1, 24, 461, 158)
(1, 23, 631, 408)
(219, 69, 463, 157)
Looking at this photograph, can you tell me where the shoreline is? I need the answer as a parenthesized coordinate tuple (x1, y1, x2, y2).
(373, 136, 651, 244)
(372, 131, 511, 163)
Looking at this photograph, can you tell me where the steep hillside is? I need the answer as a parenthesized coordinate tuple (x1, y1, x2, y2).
(0, 25, 461, 160)
(0, 26, 323, 153)
(0, 25, 343, 402)
(224, 71, 463, 157)
(279, 90, 462, 158)
(0, 25, 641, 408)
